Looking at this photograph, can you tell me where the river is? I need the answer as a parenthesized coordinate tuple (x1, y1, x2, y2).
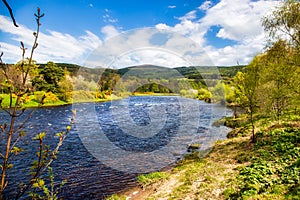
(0, 96, 231, 199)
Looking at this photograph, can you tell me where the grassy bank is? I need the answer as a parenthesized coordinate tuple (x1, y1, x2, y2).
(109, 113, 300, 200)
(0, 93, 69, 108)
(0, 92, 123, 109)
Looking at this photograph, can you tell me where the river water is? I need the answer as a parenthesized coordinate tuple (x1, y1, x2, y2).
(0, 96, 231, 199)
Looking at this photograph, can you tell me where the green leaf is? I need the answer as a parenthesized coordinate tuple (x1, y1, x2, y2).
(11, 146, 24, 155)
(33, 132, 46, 140)
(7, 163, 14, 169)
(32, 183, 39, 188)
(38, 179, 45, 187)
(19, 131, 26, 137)
(61, 179, 67, 186)
(55, 132, 63, 138)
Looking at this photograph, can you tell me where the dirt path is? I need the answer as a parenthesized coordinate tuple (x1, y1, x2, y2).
(117, 137, 249, 200)
(123, 173, 182, 200)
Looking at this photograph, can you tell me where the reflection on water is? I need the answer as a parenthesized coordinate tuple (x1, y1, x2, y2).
(0, 96, 231, 199)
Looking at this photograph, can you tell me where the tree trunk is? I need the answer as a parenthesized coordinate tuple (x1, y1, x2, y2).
(0, 97, 20, 198)
(250, 107, 256, 143)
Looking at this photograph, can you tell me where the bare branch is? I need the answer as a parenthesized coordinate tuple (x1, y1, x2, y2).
(1, 108, 12, 116)
(1, 0, 18, 27)
(13, 109, 36, 133)
(0, 7, 44, 196)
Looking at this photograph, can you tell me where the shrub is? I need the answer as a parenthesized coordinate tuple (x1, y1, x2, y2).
(71, 90, 95, 102)
(43, 92, 59, 104)
(34, 91, 46, 103)
(233, 128, 300, 198)
(197, 88, 212, 102)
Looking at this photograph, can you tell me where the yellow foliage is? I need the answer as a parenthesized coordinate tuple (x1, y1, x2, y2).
(43, 92, 59, 103)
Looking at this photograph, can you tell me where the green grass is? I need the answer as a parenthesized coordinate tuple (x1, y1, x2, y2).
(0, 92, 116, 109)
(0, 93, 68, 108)
(144, 112, 300, 200)
(137, 171, 170, 188)
(225, 127, 300, 199)
(221, 112, 300, 200)
(105, 194, 127, 200)
(0, 94, 16, 107)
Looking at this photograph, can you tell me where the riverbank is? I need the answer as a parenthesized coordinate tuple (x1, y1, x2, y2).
(108, 113, 300, 200)
(0, 92, 181, 109)
(109, 134, 244, 200)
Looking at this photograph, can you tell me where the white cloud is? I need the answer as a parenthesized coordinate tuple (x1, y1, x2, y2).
(157, 0, 280, 66)
(200, 0, 274, 41)
(156, 21, 206, 47)
(199, 1, 212, 11)
(0, 42, 21, 62)
(0, 15, 102, 65)
(111, 49, 190, 68)
(108, 19, 118, 23)
(102, 9, 118, 24)
(198, 0, 280, 65)
(84, 28, 212, 68)
(178, 10, 197, 21)
(168, 5, 176, 9)
(101, 25, 120, 40)
(103, 14, 109, 18)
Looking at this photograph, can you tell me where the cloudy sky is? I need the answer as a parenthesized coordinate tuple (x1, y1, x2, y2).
(0, 0, 279, 68)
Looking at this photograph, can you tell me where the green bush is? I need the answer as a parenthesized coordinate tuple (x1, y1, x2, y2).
(197, 88, 212, 102)
(232, 128, 300, 199)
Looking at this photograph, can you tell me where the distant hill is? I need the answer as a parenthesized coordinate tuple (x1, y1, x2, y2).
(36, 63, 245, 80)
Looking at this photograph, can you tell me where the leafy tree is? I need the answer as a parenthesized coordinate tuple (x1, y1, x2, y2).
(232, 72, 247, 118)
(73, 75, 90, 91)
(58, 69, 73, 101)
(32, 61, 65, 93)
(0, 59, 39, 96)
(15, 58, 39, 79)
(233, 55, 262, 142)
(211, 81, 226, 105)
(42, 62, 64, 85)
(262, 0, 300, 49)
(32, 76, 50, 92)
(259, 40, 298, 120)
(98, 71, 120, 94)
(262, 0, 300, 116)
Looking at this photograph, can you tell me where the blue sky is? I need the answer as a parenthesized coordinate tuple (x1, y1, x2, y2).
(0, 0, 279, 67)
